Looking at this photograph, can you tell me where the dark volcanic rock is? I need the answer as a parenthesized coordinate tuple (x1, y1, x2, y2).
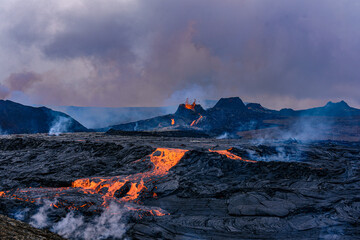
(280, 100, 360, 117)
(0, 100, 88, 134)
(0, 134, 360, 239)
(103, 98, 360, 140)
(109, 103, 206, 132)
(106, 129, 210, 138)
(212, 97, 247, 111)
(0, 137, 154, 190)
(246, 102, 277, 115)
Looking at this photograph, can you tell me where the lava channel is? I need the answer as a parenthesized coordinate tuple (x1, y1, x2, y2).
(0, 148, 188, 216)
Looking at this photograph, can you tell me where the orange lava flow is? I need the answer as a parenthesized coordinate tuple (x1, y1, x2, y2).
(124, 205, 168, 217)
(185, 98, 196, 110)
(0, 148, 188, 216)
(171, 119, 175, 125)
(72, 148, 188, 205)
(209, 148, 256, 163)
(190, 115, 203, 127)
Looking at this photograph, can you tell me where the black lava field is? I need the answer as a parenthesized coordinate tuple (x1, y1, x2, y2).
(0, 133, 359, 239)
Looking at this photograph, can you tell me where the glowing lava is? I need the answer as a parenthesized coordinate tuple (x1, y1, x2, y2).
(190, 115, 203, 127)
(0, 147, 256, 217)
(171, 119, 175, 125)
(185, 98, 196, 110)
(0, 148, 188, 216)
(209, 148, 256, 163)
(70, 148, 188, 205)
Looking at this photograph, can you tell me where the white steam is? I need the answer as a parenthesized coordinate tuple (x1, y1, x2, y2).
(245, 117, 335, 143)
(52, 212, 84, 238)
(30, 199, 55, 228)
(216, 132, 229, 139)
(277, 117, 334, 141)
(49, 116, 72, 136)
(13, 208, 30, 221)
(30, 201, 128, 240)
(246, 146, 296, 162)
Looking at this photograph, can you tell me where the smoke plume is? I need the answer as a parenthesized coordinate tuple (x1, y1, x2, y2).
(48, 116, 71, 136)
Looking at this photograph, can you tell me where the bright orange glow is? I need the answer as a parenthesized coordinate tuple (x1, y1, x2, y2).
(190, 115, 203, 127)
(151, 209, 166, 216)
(72, 148, 188, 205)
(185, 98, 196, 110)
(209, 148, 256, 163)
(171, 119, 175, 125)
(0, 148, 188, 214)
(124, 205, 168, 216)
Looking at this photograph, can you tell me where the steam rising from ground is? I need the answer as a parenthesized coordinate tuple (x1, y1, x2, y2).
(237, 117, 336, 144)
(49, 116, 71, 136)
(30, 200, 56, 228)
(276, 117, 335, 141)
(30, 201, 128, 240)
(216, 132, 229, 139)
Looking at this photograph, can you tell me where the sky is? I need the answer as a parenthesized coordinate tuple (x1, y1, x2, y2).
(0, 0, 360, 109)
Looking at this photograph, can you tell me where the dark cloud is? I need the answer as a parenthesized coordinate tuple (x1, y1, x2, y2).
(5, 71, 42, 92)
(1, 0, 360, 108)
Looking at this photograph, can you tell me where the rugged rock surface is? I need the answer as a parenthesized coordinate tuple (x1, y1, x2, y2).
(0, 214, 65, 240)
(0, 133, 359, 239)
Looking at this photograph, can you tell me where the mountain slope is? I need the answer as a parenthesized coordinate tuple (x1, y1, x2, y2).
(280, 100, 360, 117)
(104, 98, 360, 139)
(107, 97, 275, 134)
(0, 100, 88, 134)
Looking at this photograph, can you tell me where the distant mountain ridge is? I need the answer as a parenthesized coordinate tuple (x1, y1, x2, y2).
(280, 100, 360, 117)
(106, 97, 360, 136)
(0, 100, 88, 134)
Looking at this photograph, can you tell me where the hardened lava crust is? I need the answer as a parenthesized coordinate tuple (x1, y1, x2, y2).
(0, 133, 359, 239)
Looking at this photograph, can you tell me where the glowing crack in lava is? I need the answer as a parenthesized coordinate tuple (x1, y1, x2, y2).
(185, 98, 196, 110)
(0, 148, 188, 216)
(72, 148, 188, 204)
(171, 118, 175, 125)
(0, 148, 255, 217)
(209, 148, 257, 163)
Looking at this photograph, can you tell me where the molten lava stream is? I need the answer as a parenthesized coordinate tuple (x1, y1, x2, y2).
(209, 148, 256, 163)
(190, 115, 203, 127)
(0, 148, 188, 216)
(72, 148, 188, 206)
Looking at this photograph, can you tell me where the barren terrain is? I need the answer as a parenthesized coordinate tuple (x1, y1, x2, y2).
(0, 133, 359, 239)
